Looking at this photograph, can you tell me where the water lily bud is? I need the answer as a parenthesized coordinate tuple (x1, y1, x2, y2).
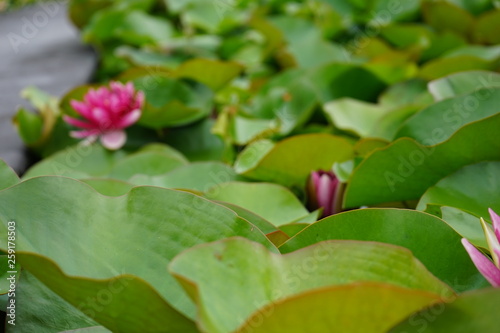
(308, 170, 344, 218)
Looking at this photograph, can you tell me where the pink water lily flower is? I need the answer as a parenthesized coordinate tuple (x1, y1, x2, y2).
(308, 170, 343, 218)
(63, 81, 144, 150)
(462, 208, 500, 287)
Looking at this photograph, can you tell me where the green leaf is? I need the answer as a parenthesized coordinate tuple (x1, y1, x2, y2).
(428, 70, 500, 101)
(108, 151, 188, 181)
(234, 134, 353, 187)
(15, 86, 60, 150)
(279, 223, 309, 238)
(9, 271, 99, 333)
(443, 45, 500, 61)
(378, 78, 433, 109)
(60, 327, 111, 333)
(419, 56, 494, 80)
(439, 0, 494, 15)
(215, 201, 278, 235)
(389, 288, 500, 332)
(80, 179, 134, 196)
(130, 74, 214, 129)
(421, 31, 467, 62)
(173, 58, 244, 91)
(23, 144, 188, 181)
(236, 283, 443, 333)
(12, 108, 44, 145)
(343, 114, 500, 208)
(395, 87, 500, 145)
(18, 254, 197, 333)
(270, 16, 349, 68)
(23, 144, 127, 179)
(217, 113, 278, 146)
(175, 0, 245, 33)
(129, 162, 238, 191)
(279, 208, 488, 291)
(163, 118, 226, 162)
(323, 98, 418, 140)
(0, 160, 19, 191)
(431, 206, 488, 250)
(68, 0, 114, 28)
(83, 9, 173, 46)
(309, 64, 387, 103)
(0, 177, 276, 324)
(116, 46, 183, 68)
(380, 24, 433, 50)
(244, 69, 319, 135)
(417, 162, 500, 220)
(324, 98, 387, 137)
(204, 182, 309, 227)
(170, 238, 453, 333)
(422, 2, 474, 39)
(474, 9, 500, 44)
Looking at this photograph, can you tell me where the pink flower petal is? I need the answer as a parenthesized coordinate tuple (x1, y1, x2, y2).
(134, 91, 145, 109)
(115, 109, 141, 129)
(70, 130, 99, 139)
(100, 131, 126, 150)
(462, 238, 500, 287)
(489, 208, 500, 242)
(312, 172, 321, 189)
(317, 174, 334, 217)
(91, 107, 111, 127)
(70, 100, 94, 121)
(125, 82, 134, 95)
(63, 115, 98, 130)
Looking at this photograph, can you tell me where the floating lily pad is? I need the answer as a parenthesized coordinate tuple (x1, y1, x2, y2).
(204, 182, 310, 226)
(395, 87, 500, 144)
(0, 160, 19, 191)
(170, 238, 453, 333)
(235, 134, 353, 188)
(0, 177, 276, 326)
(236, 283, 443, 333)
(280, 208, 488, 291)
(389, 288, 500, 333)
(417, 162, 500, 220)
(344, 114, 500, 208)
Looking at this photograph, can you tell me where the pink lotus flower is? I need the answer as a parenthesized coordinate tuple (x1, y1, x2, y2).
(462, 208, 500, 287)
(63, 81, 144, 150)
(308, 170, 343, 217)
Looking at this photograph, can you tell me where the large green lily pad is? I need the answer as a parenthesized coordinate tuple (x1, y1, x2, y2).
(344, 114, 500, 208)
(170, 238, 453, 333)
(236, 283, 443, 333)
(280, 208, 488, 291)
(234, 134, 353, 187)
(417, 162, 500, 219)
(0, 177, 276, 329)
(389, 288, 500, 332)
(204, 182, 310, 227)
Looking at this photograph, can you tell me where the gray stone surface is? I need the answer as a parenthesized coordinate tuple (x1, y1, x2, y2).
(0, 2, 96, 174)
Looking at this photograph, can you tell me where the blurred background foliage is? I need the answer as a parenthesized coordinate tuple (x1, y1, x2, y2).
(10, 0, 500, 163)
